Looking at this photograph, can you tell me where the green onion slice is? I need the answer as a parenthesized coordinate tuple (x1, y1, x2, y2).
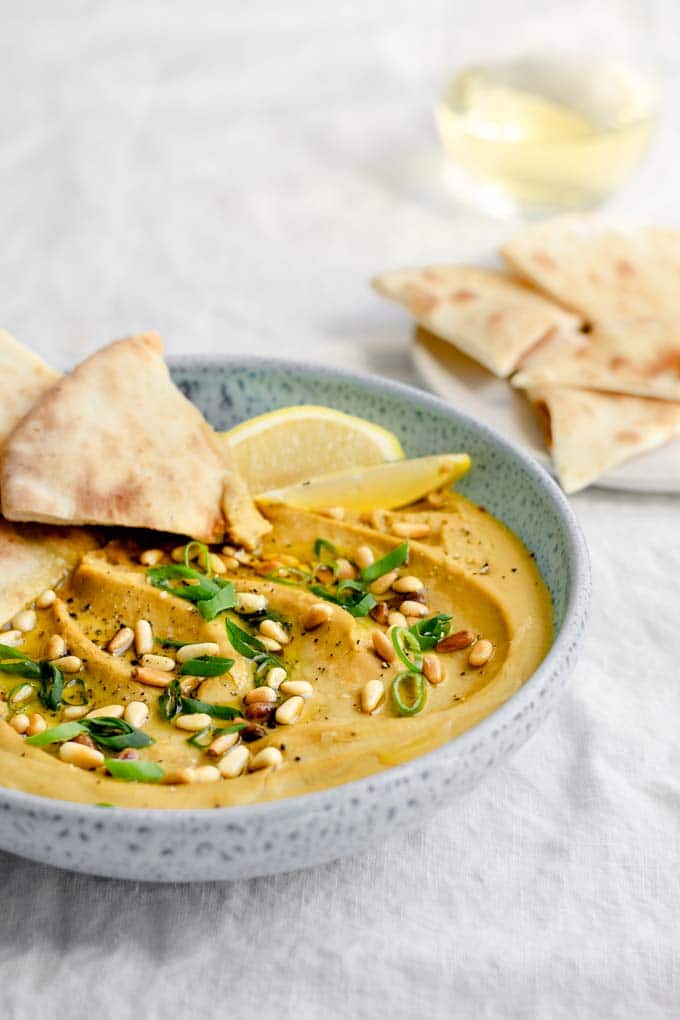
(83, 717, 154, 751)
(157, 637, 187, 649)
(391, 627, 423, 673)
(39, 662, 64, 711)
(183, 540, 212, 575)
(308, 583, 376, 618)
(179, 655, 234, 677)
(7, 680, 41, 711)
(158, 679, 183, 720)
(226, 616, 266, 657)
(25, 721, 86, 746)
(147, 565, 236, 621)
(391, 671, 427, 716)
(313, 538, 337, 559)
(0, 644, 32, 661)
(62, 676, 89, 706)
(0, 658, 42, 680)
(104, 759, 164, 783)
(186, 727, 214, 748)
(408, 614, 452, 650)
(265, 566, 313, 587)
(359, 542, 409, 583)
(180, 696, 242, 720)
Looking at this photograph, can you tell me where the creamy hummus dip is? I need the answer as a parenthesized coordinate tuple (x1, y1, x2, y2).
(0, 491, 552, 808)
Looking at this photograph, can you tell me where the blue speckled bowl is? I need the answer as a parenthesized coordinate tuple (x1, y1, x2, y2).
(0, 358, 590, 881)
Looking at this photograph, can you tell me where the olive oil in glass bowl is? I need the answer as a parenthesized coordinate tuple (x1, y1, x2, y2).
(436, 55, 656, 214)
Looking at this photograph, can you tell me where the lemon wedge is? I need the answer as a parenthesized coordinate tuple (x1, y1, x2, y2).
(221, 405, 405, 493)
(256, 453, 471, 511)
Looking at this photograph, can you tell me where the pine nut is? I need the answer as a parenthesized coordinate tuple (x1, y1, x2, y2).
(86, 704, 124, 719)
(336, 558, 357, 581)
(141, 653, 175, 671)
(468, 639, 494, 668)
(1, 630, 23, 648)
(400, 600, 428, 618)
(12, 609, 37, 632)
(426, 490, 446, 506)
(355, 545, 375, 570)
(303, 603, 333, 631)
(436, 630, 475, 652)
(36, 589, 57, 609)
(259, 619, 289, 645)
(9, 713, 30, 734)
(63, 705, 89, 720)
(244, 686, 277, 705)
(259, 636, 283, 652)
(52, 655, 83, 673)
(275, 696, 304, 725)
(249, 746, 283, 771)
(210, 554, 226, 574)
(371, 629, 395, 663)
(392, 575, 424, 594)
(391, 521, 431, 539)
(388, 611, 407, 629)
(233, 547, 252, 565)
(27, 713, 47, 736)
(208, 731, 240, 757)
(279, 680, 314, 699)
(236, 592, 268, 614)
(171, 545, 188, 562)
(422, 653, 443, 684)
(176, 642, 219, 663)
(265, 666, 287, 690)
(223, 556, 240, 570)
(59, 741, 104, 769)
(370, 570, 399, 596)
(107, 626, 134, 656)
(370, 509, 389, 532)
(46, 634, 67, 660)
(318, 506, 345, 520)
(134, 619, 154, 656)
(140, 548, 164, 566)
(175, 765, 221, 784)
(9, 683, 34, 707)
(174, 712, 212, 731)
(218, 744, 250, 778)
(124, 701, 149, 728)
(360, 679, 384, 714)
(132, 666, 173, 688)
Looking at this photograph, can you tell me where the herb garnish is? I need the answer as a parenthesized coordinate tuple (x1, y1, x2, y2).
(391, 626, 424, 673)
(178, 656, 234, 677)
(225, 617, 282, 683)
(359, 542, 409, 583)
(146, 564, 236, 622)
(26, 716, 154, 751)
(104, 759, 164, 783)
(308, 582, 376, 618)
(391, 670, 427, 716)
(0, 648, 66, 711)
(408, 614, 452, 650)
(158, 678, 241, 722)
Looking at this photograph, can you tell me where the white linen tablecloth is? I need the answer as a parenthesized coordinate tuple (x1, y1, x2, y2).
(1, 4, 679, 1017)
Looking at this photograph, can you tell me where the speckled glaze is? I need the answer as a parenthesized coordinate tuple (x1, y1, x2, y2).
(0, 358, 590, 881)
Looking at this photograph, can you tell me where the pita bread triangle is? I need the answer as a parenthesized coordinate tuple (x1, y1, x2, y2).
(513, 318, 680, 401)
(372, 265, 581, 377)
(525, 383, 680, 493)
(0, 329, 60, 447)
(502, 215, 680, 323)
(1, 332, 270, 546)
(0, 333, 100, 624)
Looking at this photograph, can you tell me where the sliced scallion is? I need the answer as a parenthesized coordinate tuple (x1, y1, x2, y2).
(391, 670, 427, 716)
(391, 627, 423, 673)
(104, 759, 164, 783)
(183, 540, 212, 575)
(25, 721, 86, 746)
(179, 655, 234, 677)
(359, 542, 409, 583)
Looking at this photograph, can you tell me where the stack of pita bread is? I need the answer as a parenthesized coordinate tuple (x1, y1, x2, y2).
(0, 331, 271, 625)
(373, 215, 680, 493)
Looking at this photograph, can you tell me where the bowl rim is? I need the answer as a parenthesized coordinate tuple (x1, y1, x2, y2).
(0, 354, 590, 826)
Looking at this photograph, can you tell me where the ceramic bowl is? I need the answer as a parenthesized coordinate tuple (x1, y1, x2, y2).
(0, 357, 590, 881)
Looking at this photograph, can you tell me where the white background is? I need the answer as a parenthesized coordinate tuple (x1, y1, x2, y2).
(1, 3, 679, 1018)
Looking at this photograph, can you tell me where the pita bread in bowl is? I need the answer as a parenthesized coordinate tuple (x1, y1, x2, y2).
(372, 265, 581, 377)
(0, 332, 270, 547)
(0, 330, 60, 447)
(501, 216, 680, 323)
(526, 383, 680, 493)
